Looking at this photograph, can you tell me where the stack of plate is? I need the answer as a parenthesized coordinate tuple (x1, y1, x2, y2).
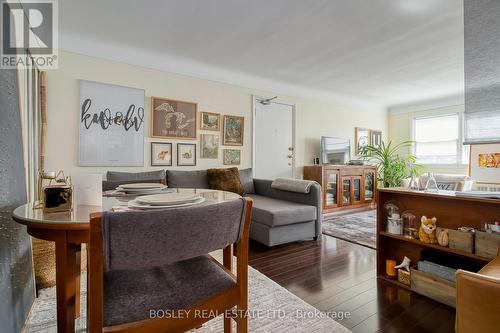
(116, 183, 168, 195)
(128, 192, 205, 209)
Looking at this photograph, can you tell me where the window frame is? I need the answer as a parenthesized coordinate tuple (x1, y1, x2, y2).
(410, 108, 468, 168)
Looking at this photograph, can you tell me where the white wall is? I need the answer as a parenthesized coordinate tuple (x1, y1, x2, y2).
(44, 51, 387, 178)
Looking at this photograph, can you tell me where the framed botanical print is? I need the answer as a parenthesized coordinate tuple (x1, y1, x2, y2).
(223, 149, 241, 165)
(371, 130, 382, 147)
(200, 112, 220, 131)
(151, 97, 197, 139)
(177, 143, 196, 166)
(355, 127, 370, 155)
(151, 142, 172, 166)
(469, 143, 500, 184)
(223, 115, 244, 146)
(200, 134, 219, 159)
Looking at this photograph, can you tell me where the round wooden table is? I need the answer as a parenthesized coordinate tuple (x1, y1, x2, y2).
(12, 188, 240, 333)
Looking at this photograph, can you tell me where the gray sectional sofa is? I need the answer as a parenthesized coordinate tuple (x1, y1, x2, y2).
(103, 168, 322, 247)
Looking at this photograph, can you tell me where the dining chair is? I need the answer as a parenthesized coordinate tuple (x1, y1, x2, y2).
(87, 197, 253, 333)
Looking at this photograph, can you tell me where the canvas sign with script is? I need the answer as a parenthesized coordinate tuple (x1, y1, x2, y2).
(79, 80, 145, 166)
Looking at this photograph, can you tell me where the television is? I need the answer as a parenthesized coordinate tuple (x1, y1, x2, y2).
(320, 136, 350, 164)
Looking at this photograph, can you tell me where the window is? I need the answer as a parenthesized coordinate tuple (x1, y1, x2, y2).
(412, 113, 468, 165)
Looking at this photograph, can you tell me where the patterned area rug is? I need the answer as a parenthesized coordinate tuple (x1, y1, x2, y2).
(322, 210, 376, 249)
(25, 263, 350, 333)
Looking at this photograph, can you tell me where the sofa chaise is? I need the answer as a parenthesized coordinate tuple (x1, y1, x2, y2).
(103, 168, 322, 247)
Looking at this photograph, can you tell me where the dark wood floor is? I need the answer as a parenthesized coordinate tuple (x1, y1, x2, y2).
(248, 235, 456, 333)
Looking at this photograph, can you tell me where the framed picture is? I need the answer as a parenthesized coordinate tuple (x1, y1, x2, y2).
(371, 130, 382, 147)
(469, 143, 500, 184)
(355, 127, 370, 155)
(200, 111, 220, 131)
(79, 80, 145, 166)
(223, 115, 244, 146)
(177, 143, 196, 166)
(151, 97, 197, 139)
(151, 142, 172, 166)
(223, 149, 241, 165)
(200, 134, 219, 159)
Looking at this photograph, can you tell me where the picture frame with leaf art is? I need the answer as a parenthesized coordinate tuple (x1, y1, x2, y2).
(223, 115, 244, 146)
(200, 111, 220, 131)
(177, 143, 196, 166)
(151, 142, 172, 166)
(200, 134, 219, 159)
(223, 149, 241, 165)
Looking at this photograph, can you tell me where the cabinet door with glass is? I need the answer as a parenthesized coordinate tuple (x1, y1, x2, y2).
(323, 170, 339, 208)
(363, 169, 376, 203)
(351, 176, 362, 204)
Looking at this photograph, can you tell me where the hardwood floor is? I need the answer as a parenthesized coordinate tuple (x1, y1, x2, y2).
(248, 235, 456, 333)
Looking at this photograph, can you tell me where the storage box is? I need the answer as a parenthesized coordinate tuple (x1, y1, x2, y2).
(410, 268, 456, 308)
(417, 260, 457, 283)
(398, 269, 411, 286)
(448, 229, 474, 253)
(475, 231, 500, 259)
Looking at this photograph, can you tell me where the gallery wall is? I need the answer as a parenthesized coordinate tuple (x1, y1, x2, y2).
(44, 51, 387, 178)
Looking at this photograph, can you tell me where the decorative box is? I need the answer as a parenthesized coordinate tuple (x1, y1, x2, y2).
(475, 231, 500, 259)
(43, 185, 73, 213)
(398, 269, 411, 286)
(448, 229, 474, 253)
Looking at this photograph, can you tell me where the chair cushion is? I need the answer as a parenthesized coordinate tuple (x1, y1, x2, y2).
(239, 168, 255, 194)
(207, 167, 246, 196)
(103, 256, 236, 327)
(247, 194, 317, 227)
(166, 170, 209, 188)
(106, 170, 166, 182)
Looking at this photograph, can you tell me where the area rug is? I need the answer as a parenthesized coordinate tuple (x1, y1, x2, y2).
(322, 210, 376, 249)
(24, 265, 350, 333)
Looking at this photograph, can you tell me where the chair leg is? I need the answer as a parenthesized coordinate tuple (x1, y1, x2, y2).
(236, 304, 248, 333)
(224, 313, 232, 333)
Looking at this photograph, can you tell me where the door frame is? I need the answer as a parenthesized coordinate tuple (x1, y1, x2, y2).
(252, 95, 296, 179)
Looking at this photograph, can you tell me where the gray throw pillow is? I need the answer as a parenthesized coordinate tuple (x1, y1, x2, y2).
(106, 170, 166, 182)
(166, 170, 209, 188)
(239, 168, 255, 194)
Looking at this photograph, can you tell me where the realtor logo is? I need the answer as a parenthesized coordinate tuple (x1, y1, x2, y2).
(1, 0, 58, 69)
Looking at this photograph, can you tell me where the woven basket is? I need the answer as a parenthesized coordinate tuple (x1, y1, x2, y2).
(32, 237, 87, 289)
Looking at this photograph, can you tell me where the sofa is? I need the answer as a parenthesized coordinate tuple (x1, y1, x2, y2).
(456, 248, 500, 332)
(103, 168, 322, 247)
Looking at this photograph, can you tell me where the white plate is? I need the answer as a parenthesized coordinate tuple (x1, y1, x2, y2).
(118, 183, 167, 190)
(128, 197, 206, 210)
(136, 193, 202, 206)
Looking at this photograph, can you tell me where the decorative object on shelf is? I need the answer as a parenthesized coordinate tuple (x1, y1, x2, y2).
(395, 256, 411, 271)
(355, 127, 370, 155)
(385, 259, 397, 279)
(199, 111, 220, 131)
(437, 228, 449, 247)
(424, 172, 439, 192)
(151, 142, 173, 166)
(398, 268, 411, 286)
(419, 216, 438, 244)
(469, 143, 500, 185)
(359, 140, 422, 187)
(223, 149, 241, 165)
(223, 115, 244, 146)
(35, 170, 72, 213)
(475, 230, 500, 259)
(384, 201, 403, 235)
(79, 80, 145, 166)
(408, 176, 420, 191)
(402, 211, 419, 239)
(448, 228, 475, 253)
(177, 143, 196, 166)
(370, 130, 382, 147)
(151, 97, 197, 139)
(200, 134, 219, 159)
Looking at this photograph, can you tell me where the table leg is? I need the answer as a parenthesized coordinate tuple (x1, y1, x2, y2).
(75, 243, 81, 318)
(55, 234, 78, 333)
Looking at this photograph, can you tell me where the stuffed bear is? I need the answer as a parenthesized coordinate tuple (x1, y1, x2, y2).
(419, 216, 437, 244)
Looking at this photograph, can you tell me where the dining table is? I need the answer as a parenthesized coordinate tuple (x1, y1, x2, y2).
(12, 188, 241, 333)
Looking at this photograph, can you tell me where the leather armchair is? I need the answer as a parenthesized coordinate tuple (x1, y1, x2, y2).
(456, 248, 500, 333)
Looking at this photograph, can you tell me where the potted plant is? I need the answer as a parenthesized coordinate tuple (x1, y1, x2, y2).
(359, 140, 422, 188)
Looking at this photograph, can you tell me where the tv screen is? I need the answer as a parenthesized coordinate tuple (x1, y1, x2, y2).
(321, 136, 350, 164)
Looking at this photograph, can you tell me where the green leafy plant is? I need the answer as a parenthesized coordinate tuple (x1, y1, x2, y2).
(359, 140, 423, 188)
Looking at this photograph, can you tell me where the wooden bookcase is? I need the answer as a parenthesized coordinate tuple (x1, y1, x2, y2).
(377, 188, 499, 290)
(304, 165, 377, 213)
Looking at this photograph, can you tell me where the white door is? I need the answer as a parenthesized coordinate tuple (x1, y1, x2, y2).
(253, 97, 295, 180)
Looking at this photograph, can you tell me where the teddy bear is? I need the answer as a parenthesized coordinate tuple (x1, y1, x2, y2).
(419, 216, 437, 244)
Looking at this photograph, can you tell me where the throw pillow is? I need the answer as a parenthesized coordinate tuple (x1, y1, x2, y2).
(207, 167, 246, 196)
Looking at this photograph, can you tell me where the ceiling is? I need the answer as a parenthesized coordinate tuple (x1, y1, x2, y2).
(59, 0, 464, 109)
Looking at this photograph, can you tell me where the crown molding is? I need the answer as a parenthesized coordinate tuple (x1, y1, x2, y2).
(388, 94, 464, 115)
